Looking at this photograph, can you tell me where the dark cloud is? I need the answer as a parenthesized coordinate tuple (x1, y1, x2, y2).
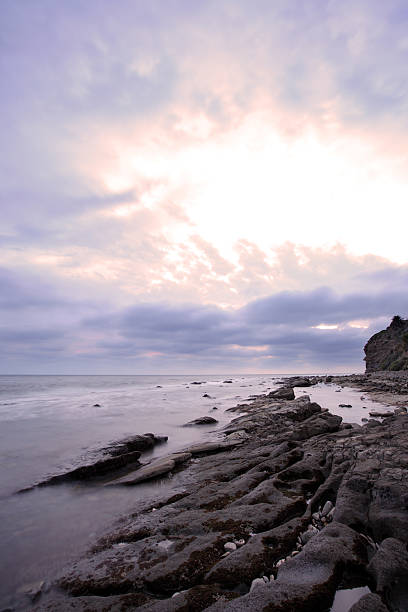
(2, 1, 408, 372)
(242, 287, 408, 326)
(1, 260, 405, 373)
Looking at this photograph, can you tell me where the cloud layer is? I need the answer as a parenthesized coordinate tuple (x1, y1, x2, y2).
(2, 256, 407, 373)
(1, 1, 408, 372)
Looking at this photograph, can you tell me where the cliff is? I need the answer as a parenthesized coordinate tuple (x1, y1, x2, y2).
(364, 315, 408, 372)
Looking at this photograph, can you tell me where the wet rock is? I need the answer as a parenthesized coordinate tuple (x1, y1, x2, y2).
(42, 374, 408, 611)
(300, 529, 315, 545)
(20, 433, 170, 490)
(204, 517, 305, 588)
(138, 584, 239, 611)
(367, 537, 408, 608)
(250, 578, 266, 592)
(20, 450, 143, 490)
(225, 430, 249, 442)
(106, 458, 176, 486)
(268, 387, 295, 400)
(206, 523, 367, 611)
(35, 592, 153, 610)
(339, 403, 352, 408)
(223, 380, 233, 383)
(287, 377, 312, 387)
(168, 452, 192, 465)
(108, 433, 168, 455)
(183, 416, 218, 426)
(184, 440, 242, 456)
(93, 403, 101, 407)
(20, 579, 45, 602)
(291, 412, 342, 441)
(321, 500, 334, 516)
(349, 593, 389, 612)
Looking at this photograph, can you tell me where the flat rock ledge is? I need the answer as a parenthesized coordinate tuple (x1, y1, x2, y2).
(34, 389, 408, 612)
(19, 433, 168, 492)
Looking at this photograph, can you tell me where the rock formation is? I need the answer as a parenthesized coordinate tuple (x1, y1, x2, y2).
(365, 316, 408, 372)
(33, 389, 408, 611)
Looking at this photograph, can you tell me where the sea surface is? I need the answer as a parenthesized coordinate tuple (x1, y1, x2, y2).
(0, 374, 397, 610)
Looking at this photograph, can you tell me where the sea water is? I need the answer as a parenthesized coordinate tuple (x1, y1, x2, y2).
(0, 374, 397, 609)
(0, 374, 276, 608)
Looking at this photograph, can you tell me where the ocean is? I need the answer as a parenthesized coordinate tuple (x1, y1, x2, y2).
(0, 374, 393, 609)
(0, 374, 278, 609)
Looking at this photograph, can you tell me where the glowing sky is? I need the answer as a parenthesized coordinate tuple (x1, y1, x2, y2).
(1, 0, 408, 373)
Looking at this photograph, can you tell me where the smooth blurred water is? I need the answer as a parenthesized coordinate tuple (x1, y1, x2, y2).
(0, 374, 276, 609)
(0, 375, 397, 609)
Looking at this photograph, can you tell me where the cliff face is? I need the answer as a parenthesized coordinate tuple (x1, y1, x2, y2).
(365, 316, 408, 372)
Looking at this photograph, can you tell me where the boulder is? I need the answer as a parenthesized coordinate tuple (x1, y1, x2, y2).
(108, 433, 168, 455)
(183, 416, 218, 426)
(268, 387, 295, 400)
(367, 537, 408, 609)
(349, 593, 388, 612)
(287, 377, 312, 387)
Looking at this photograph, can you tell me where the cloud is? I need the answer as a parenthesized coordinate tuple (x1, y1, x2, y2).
(2, 1, 408, 372)
(242, 286, 408, 326)
(1, 259, 406, 373)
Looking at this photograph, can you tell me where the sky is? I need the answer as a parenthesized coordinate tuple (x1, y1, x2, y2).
(1, 0, 408, 374)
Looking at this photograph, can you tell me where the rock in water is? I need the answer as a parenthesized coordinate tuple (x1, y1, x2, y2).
(18, 433, 168, 490)
(183, 416, 218, 426)
(40, 385, 408, 612)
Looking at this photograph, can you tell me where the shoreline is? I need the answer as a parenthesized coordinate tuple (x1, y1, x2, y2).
(29, 371, 408, 612)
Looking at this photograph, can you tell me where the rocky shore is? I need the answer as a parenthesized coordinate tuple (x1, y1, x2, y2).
(309, 371, 408, 408)
(31, 373, 408, 611)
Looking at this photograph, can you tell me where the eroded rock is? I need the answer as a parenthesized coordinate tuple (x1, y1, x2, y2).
(183, 416, 218, 426)
(267, 387, 295, 400)
(106, 458, 176, 486)
(35, 388, 408, 611)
